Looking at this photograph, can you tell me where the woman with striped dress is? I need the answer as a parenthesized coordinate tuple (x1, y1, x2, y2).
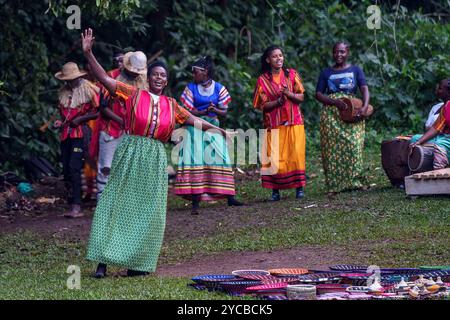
(175, 56, 243, 215)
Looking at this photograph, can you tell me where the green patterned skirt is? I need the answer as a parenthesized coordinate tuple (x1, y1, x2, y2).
(86, 134, 168, 272)
(320, 93, 366, 193)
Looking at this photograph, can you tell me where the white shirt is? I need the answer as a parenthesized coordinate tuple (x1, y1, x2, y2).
(150, 92, 160, 104)
(425, 102, 444, 129)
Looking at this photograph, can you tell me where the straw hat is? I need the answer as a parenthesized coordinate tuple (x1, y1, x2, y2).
(123, 51, 148, 75)
(54, 62, 87, 81)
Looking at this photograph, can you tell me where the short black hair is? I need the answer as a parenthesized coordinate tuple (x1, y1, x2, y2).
(333, 41, 350, 51)
(192, 56, 215, 79)
(148, 61, 169, 78)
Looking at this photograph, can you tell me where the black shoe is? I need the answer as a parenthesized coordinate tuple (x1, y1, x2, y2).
(191, 197, 200, 215)
(127, 269, 150, 277)
(94, 263, 107, 278)
(296, 187, 305, 199)
(270, 190, 280, 201)
(227, 196, 244, 206)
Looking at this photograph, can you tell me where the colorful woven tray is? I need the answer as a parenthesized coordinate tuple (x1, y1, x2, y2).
(268, 268, 308, 276)
(296, 273, 342, 283)
(191, 274, 240, 284)
(330, 265, 368, 271)
(419, 266, 450, 271)
(231, 270, 270, 277)
(247, 282, 289, 291)
(235, 274, 277, 281)
(316, 284, 350, 294)
(220, 281, 262, 294)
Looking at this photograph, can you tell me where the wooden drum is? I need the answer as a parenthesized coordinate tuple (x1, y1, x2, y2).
(338, 97, 374, 123)
(408, 145, 434, 173)
(381, 137, 411, 187)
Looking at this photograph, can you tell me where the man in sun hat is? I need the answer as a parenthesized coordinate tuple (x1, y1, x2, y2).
(94, 51, 149, 200)
(54, 62, 100, 218)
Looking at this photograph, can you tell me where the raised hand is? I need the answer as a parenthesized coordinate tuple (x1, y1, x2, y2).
(81, 28, 95, 54)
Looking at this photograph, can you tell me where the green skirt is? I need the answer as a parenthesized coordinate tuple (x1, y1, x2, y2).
(86, 134, 168, 272)
(320, 93, 366, 193)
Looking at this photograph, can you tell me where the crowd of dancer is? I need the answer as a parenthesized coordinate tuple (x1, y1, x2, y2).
(52, 28, 449, 278)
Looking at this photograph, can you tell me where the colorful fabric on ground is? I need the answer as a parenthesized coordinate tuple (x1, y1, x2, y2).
(175, 116, 236, 200)
(320, 92, 366, 193)
(180, 81, 231, 117)
(114, 81, 190, 141)
(260, 124, 306, 189)
(253, 69, 305, 129)
(410, 133, 450, 169)
(432, 101, 450, 134)
(58, 79, 99, 141)
(86, 135, 167, 272)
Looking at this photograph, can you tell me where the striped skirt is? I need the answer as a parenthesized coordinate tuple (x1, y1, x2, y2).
(261, 124, 306, 189)
(174, 117, 235, 201)
(86, 134, 168, 272)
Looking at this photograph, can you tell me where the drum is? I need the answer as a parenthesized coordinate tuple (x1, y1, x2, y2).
(381, 137, 411, 187)
(338, 97, 374, 123)
(408, 145, 434, 173)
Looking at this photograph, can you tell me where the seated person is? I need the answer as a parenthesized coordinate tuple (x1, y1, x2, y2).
(410, 79, 450, 170)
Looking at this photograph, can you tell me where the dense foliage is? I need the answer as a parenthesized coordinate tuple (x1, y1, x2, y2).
(0, 0, 449, 173)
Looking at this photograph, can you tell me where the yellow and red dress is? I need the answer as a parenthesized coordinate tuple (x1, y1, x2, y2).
(253, 69, 306, 189)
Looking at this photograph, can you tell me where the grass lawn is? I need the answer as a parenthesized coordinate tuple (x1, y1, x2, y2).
(0, 142, 449, 299)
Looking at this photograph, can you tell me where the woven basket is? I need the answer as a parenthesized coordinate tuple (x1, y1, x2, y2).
(231, 269, 270, 277)
(220, 280, 262, 295)
(316, 284, 350, 294)
(268, 268, 309, 276)
(286, 284, 317, 300)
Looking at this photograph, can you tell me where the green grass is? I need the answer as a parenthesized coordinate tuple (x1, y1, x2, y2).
(1, 145, 449, 299)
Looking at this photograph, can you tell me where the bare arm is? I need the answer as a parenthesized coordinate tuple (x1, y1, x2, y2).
(282, 87, 304, 105)
(70, 112, 99, 127)
(410, 127, 439, 151)
(101, 107, 124, 127)
(315, 91, 347, 110)
(208, 105, 227, 117)
(189, 108, 209, 117)
(81, 28, 116, 95)
(261, 96, 285, 113)
(184, 114, 227, 136)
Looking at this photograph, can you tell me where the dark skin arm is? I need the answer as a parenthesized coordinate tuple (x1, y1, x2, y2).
(409, 127, 440, 154)
(81, 29, 117, 96)
(189, 108, 209, 117)
(184, 114, 228, 137)
(261, 95, 286, 113)
(99, 92, 124, 127)
(356, 85, 370, 117)
(101, 106, 124, 127)
(281, 87, 304, 105)
(315, 91, 347, 110)
(70, 112, 99, 127)
(207, 103, 228, 117)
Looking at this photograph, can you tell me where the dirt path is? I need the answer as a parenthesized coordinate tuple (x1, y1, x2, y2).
(0, 181, 354, 277)
(156, 246, 351, 277)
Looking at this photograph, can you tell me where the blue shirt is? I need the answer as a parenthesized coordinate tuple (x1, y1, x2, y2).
(316, 65, 367, 95)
